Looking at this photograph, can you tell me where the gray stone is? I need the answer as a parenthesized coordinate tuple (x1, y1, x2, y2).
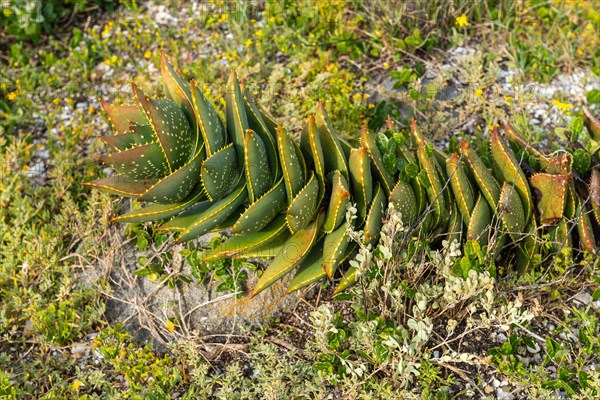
(79, 224, 307, 348)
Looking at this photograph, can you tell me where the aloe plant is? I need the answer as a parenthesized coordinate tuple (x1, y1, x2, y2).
(88, 52, 600, 297)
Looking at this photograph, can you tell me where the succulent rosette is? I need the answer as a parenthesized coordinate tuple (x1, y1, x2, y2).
(88, 53, 599, 297)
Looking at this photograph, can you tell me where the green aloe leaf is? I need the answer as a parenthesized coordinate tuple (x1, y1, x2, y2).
(176, 181, 248, 243)
(501, 122, 548, 170)
(113, 184, 205, 223)
(459, 140, 500, 211)
(84, 175, 158, 197)
(201, 143, 239, 201)
(364, 183, 386, 246)
(160, 52, 195, 126)
(99, 99, 148, 135)
(349, 146, 373, 222)
(499, 182, 526, 242)
(333, 266, 357, 295)
(583, 106, 600, 141)
(389, 179, 418, 228)
(590, 169, 600, 226)
(243, 86, 279, 181)
(514, 220, 539, 273)
(286, 171, 320, 234)
(277, 124, 305, 202)
(202, 214, 289, 262)
(138, 146, 205, 204)
(575, 195, 597, 254)
(323, 170, 350, 233)
(322, 222, 351, 279)
(98, 125, 154, 152)
(156, 201, 213, 232)
(250, 211, 324, 297)
(417, 140, 447, 229)
(100, 142, 169, 180)
(232, 177, 287, 234)
(446, 153, 475, 226)
(225, 70, 248, 164)
(301, 115, 326, 196)
(133, 85, 194, 172)
(244, 129, 272, 202)
(315, 101, 348, 180)
(447, 203, 463, 245)
(361, 125, 394, 195)
(467, 194, 492, 246)
(191, 79, 225, 156)
(235, 232, 289, 259)
(286, 239, 326, 294)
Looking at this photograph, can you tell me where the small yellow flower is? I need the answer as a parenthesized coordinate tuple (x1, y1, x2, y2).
(368, 103, 375, 109)
(66, 98, 74, 105)
(214, 32, 220, 39)
(383, 62, 390, 70)
(144, 50, 152, 59)
(111, 55, 118, 64)
(504, 96, 513, 104)
(475, 88, 483, 97)
(552, 99, 572, 112)
(166, 319, 175, 332)
(71, 380, 83, 391)
(255, 29, 264, 38)
(89, 105, 95, 114)
(3, 8, 12, 17)
(245, 38, 253, 47)
(7, 92, 16, 101)
(53, 98, 60, 105)
(1, 83, 6, 90)
(455, 15, 469, 27)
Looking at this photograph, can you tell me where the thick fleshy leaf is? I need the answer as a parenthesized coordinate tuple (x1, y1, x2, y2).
(315, 101, 348, 180)
(323, 170, 350, 233)
(232, 178, 287, 234)
(277, 124, 305, 202)
(364, 183, 386, 246)
(191, 80, 225, 156)
(177, 181, 248, 242)
(244, 129, 272, 202)
(583, 106, 600, 141)
(134, 85, 194, 171)
(113, 184, 205, 223)
(138, 146, 204, 204)
(590, 169, 600, 226)
(514, 220, 538, 272)
(235, 232, 289, 259)
(548, 218, 572, 257)
(502, 122, 548, 170)
(100, 142, 169, 179)
(575, 195, 596, 254)
(389, 179, 417, 228)
(459, 140, 500, 211)
(250, 210, 324, 297)
(333, 266, 357, 295)
(418, 140, 447, 230)
(286, 172, 320, 234)
(225, 70, 248, 164)
(99, 100, 147, 135)
(243, 86, 279, 181)
(156, 201, 213, 232)
(446, 153, 475, 226)
(361, 125, 394, 195)
(499, 182, 526, 241)
(202, 215, 289, 262)
(201, 143, 239, 201)
(529, 173, 570, 224)
(446, 203, 463, 245)
(322, 222, 351, 279)
(287, 239, 325, 294)
(490, 129, 533, 224)
(300, 115, 325, 194)
(349, 146, 373, 222)
(467, 194, 492, 245)
(84, 175, 158, 197)
(160, 52, 195, 129)
(546, 153, 572, 175)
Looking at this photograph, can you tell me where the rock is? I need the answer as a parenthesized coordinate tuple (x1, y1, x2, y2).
(572, 291, 592, 306)
(496, 389, 514, 400)
(78, 224, 308, 349)
(497, 333, 507, 343)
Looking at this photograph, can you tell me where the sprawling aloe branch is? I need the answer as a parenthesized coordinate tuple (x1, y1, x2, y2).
(87, 52, 600, 296)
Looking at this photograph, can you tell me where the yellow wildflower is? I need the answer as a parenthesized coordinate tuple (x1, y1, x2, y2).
(166, 319, 175, 332)
(455, 15, 469, 27)
(3, 8, 12, 16)
(383, 62, 390, 70)
(71, 380, 83, 391)
(144, 50, 152, 59)
(255, 29, 264, 38)
(66, 98, 74, 105)
(1, 83, 6, 90)
(7, 92, 16, 101)
(504, 96, 513, 104)
(552, 99, 572, 111)
(245, 38, 253, 47)
(475, 89, 483, 97)
(53, 98, 60, 105)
